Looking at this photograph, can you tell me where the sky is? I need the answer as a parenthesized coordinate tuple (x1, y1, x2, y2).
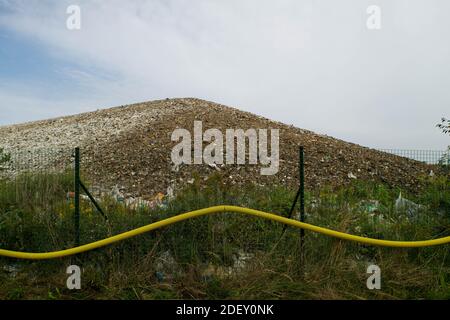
(0, 0, 449, 149)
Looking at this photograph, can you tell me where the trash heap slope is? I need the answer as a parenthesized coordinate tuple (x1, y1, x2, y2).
(0, 98, 432, 198)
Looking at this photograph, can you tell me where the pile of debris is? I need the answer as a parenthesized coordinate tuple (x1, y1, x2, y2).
(0, 98, 437, 198)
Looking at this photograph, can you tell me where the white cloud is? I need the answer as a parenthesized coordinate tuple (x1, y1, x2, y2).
(0, 0, 449, 149)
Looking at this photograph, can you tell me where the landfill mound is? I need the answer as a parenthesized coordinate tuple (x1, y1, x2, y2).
(0, 98, 434, 198)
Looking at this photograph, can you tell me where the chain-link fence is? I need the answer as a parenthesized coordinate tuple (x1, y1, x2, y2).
(378, 149, 450, 165)
(0, 146, 448, 267)
(0, 147, 73, 213)
(1, 147, 448, 211)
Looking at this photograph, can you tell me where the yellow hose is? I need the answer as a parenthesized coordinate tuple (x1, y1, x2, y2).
(0, 205, 449, 260)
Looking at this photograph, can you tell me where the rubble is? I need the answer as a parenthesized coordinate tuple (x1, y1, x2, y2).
(0, 98, 436, 198)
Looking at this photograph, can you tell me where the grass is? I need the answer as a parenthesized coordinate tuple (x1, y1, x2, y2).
(0, 171, 449, 300)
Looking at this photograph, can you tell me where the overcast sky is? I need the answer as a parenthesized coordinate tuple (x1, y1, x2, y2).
(0, 0, 449, 149)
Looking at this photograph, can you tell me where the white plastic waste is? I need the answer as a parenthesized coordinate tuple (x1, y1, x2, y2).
(348, 172, 357, 179)
(394, 192, 422, 217)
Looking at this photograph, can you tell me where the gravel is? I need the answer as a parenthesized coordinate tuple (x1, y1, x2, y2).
(0, 98, 434, 197)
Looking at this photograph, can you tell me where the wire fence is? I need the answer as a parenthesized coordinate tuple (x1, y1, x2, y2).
(378, 149, 450, 165)
(0, 146, 448, 215)
(0, 146, 447, 253)
(0, 147, 73, 212)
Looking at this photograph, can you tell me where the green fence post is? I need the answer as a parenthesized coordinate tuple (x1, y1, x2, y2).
(74, 147, 80, 247)
(299, 146, 305, 271)
(299, 146, 305, 231)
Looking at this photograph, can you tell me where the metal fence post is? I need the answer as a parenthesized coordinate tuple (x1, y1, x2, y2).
(74, 147, 80, 247)
(299, 147, 305, 231)
(299, 146, 305, 270)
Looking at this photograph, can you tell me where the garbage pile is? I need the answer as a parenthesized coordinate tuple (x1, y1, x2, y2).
(0, 98, 437, 199)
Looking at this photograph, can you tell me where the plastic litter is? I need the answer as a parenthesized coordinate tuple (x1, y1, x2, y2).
(395, 192, 422, 217)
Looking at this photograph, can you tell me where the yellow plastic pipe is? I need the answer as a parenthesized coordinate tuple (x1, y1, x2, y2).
(0, 205, 449, 260)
